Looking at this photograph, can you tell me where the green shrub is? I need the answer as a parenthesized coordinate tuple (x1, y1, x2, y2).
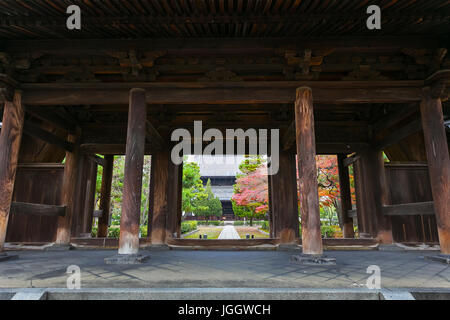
(140, 226, 148, 238)
(252, 221, 265, 225)
(108, 226, 121, 238)
(91, 226, 98, 237)
(181, 221, 198, 234)
(233, 221, 244, 226)
(91, 225, 147, 238)
(260, 221, 269, 231)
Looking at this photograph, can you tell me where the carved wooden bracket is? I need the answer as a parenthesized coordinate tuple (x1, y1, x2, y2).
(403, 48, 448, 74)
(106, 50, 167, 78)
(343, 65, 388, 81)
(198, 67, 242, 82)
(283, 49, 333, 80)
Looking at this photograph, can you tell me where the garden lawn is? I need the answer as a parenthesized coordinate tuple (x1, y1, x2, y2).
(183, 226, 223, 239)
(235, 227, 270, 239)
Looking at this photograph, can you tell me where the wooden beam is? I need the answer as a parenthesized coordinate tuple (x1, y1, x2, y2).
(0, 91, 24, 252)
(373, 119, 422, 151)
(118, 89, 147, 255)
(26, 107, 76, 133)
(352, 202, 437, 217)
(382, 202, 435, 216)
(372, 104, 419, 136)
(10, 202, 66, 217)
(90, 155, 106, 167)
(420, 83, 450, 255)
(295, 87, 322, 255)
(23, 120, 74, 151)
(3, 36, 445, 53)
(343, 154, 359, 167)
(6, 81, 425, 106)
(145, 120, 164, 148)
(79, 143, 155, 155)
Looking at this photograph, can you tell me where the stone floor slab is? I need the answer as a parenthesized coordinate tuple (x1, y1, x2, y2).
(0, 249, 448, 289)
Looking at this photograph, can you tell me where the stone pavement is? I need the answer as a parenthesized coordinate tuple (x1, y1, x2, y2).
(218, 225, 240, 239)
(0, 249, 449, 289)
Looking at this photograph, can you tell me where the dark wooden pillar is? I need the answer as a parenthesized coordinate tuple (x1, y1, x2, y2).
(72, 156, 97, 237)
(355, 150, 393, 243)
(166, 159, 182, 239)
(0, 91, 24, 251)
(83, 159, 97, 235)
(295, 87, 322, 255)
(337, 154, 355, 238)
(270, 151, 299, 244)
(118, 88, 146, 255)
(175, 162, 183, 238)
(98, 155, 114, 237)
(55, 129, 81, 245)
(353, 159, 370, 237)
(148, 149, 170, 245)
(420, 84, 450, 255)
(267, 176, 275, 238)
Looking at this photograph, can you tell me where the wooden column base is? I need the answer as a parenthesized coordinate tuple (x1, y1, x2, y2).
(342, 222, 355, 239)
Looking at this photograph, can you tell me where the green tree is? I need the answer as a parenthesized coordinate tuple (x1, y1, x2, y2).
(193, 179, 222, 223)
(182, 161, 206, 214)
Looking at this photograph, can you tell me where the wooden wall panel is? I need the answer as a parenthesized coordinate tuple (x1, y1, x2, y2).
(6, 164, 64, 242)
(385, 163, 439, 243)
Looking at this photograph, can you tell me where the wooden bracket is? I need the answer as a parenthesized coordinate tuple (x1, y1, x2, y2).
(424, 69, 450, 99)
(0, 73, 20, 102)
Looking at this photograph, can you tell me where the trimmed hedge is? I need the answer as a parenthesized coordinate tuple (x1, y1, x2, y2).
(181, 221, 198, 234)
(197, 221, 224, 226)
(91, 225, 147, 238)
(234, 220, 266, 226)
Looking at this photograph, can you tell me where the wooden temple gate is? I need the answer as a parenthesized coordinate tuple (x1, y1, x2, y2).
(0, 1, 449, 259)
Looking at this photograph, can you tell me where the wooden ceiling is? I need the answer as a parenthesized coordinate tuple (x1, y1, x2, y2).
(0, 0, 449, 39)
(0, 0, 448, 157)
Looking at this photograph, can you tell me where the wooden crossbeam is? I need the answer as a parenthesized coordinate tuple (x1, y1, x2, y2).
(23, 120, 75, 152)
(382, 202, 435, 216)
(373, 119, 422, 150)
(372, 104, 419, 136)
(26, 107, 76, 133)
(145, 120, 164, 148)
(1, 81, 425, 106)
(10, 202, 66, 217)
(3, 37, 445, 53)
(343, 154, 359, 167)
(348, 202, 436, 217)
(89, 155, 106, 167)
